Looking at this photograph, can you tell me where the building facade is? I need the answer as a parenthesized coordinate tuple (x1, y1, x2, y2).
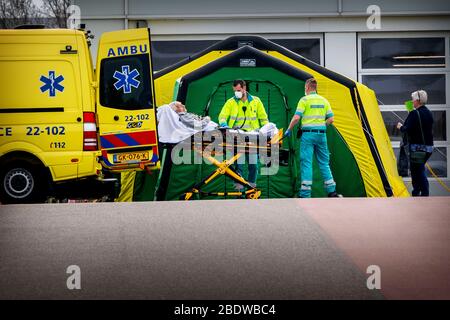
(74, 0, 450, 196)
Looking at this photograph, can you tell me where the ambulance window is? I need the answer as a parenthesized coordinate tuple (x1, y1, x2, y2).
(99, 54, 153, 110)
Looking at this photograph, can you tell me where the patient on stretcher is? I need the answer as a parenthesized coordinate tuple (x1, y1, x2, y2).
(157, 102, 279, 144)
(170, 101, 211, 130)
(157, 102, 218, 143)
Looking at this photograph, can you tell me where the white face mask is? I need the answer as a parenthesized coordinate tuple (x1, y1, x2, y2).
(234, 91, 243, 99)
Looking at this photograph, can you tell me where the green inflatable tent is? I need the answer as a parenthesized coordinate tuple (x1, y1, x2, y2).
(119, 36, 407, 201)
(154, 46, 366, 200)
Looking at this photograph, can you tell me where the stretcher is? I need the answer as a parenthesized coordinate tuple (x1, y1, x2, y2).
(180, 128, 284, 200)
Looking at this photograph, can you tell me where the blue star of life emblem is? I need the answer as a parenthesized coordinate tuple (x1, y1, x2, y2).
(40, 71, 64, 97)
(113, 65, 140, 94)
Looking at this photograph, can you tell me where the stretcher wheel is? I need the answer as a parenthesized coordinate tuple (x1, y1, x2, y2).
(246, 190, 261, 199)
(181, 192, 194, 200)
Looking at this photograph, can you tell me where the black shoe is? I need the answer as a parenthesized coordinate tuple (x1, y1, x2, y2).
(328, 191, 343, 198)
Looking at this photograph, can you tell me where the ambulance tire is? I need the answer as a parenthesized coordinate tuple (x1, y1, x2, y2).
(0, 160, 48, 204)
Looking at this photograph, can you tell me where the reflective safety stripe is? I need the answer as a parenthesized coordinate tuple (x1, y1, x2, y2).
(324, 179, 336, 185)
(302, 115, 326, 120)
(297, 93, 333, 129)
(303, 116, 324, 120)
(218, 94, 269, 131)
(301, 180, 312, 191)
(235, 116, 258, 121)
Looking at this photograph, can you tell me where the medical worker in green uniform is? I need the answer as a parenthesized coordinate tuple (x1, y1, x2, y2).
(285, 78, 341, 198)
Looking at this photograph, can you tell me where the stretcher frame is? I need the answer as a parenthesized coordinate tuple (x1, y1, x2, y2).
(181, 128, 284, 200)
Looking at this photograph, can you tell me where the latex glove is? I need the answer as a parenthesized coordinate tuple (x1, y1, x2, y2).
(284, 129, 291, 137)
(396, 122, 403, 130)
(219, 122, 228, 128)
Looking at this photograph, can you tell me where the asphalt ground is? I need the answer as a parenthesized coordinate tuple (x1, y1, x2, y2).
(0, 197, 448, 300)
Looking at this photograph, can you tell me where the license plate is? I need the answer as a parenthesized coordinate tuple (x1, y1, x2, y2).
(113, 151, 149, 163)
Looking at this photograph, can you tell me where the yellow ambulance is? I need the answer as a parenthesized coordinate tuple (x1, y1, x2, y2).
(0, 27, 159, 203)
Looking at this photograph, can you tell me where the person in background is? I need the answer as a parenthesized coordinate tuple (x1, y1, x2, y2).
(397, 90, 434, 197)
(285, 78, 340, 198)
(218, 79, 269, 190)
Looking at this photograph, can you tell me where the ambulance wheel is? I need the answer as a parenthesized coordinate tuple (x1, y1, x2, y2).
(0, 160, 47, 204)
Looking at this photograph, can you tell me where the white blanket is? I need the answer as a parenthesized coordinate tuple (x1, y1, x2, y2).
(259, 122, 279, 138)
(157, 104, 279, 143)
(226, 123, 279, 138)
(157, 104, 217, 143)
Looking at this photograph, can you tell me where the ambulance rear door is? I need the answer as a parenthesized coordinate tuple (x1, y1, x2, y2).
(96, 28, 159, 172)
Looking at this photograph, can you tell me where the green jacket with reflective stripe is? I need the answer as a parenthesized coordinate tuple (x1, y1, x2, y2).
(218, 94, 269, 131)
(295, 93, 333, 130)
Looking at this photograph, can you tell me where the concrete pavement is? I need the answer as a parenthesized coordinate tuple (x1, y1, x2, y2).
(0, 197, 448, 299)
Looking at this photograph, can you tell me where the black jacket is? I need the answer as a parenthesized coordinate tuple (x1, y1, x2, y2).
(400, 105, 434, 146)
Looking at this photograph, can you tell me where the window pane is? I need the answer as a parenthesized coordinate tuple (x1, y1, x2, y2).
(382, 110, 446, 142)
(151, 40, 218, 71)
(426, 147, 447, 178)
(362, 38, 445, 69)
(362, 74, 446, 105)
(381, 111, 408, 141)
(433, 110, 447, 141)
(100, 54, 153, 110)
(393, 147, 447, 178)
(271, 38, 321, 64)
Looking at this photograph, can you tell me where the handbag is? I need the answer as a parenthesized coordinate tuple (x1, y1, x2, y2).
(409, 110, 428, 165)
